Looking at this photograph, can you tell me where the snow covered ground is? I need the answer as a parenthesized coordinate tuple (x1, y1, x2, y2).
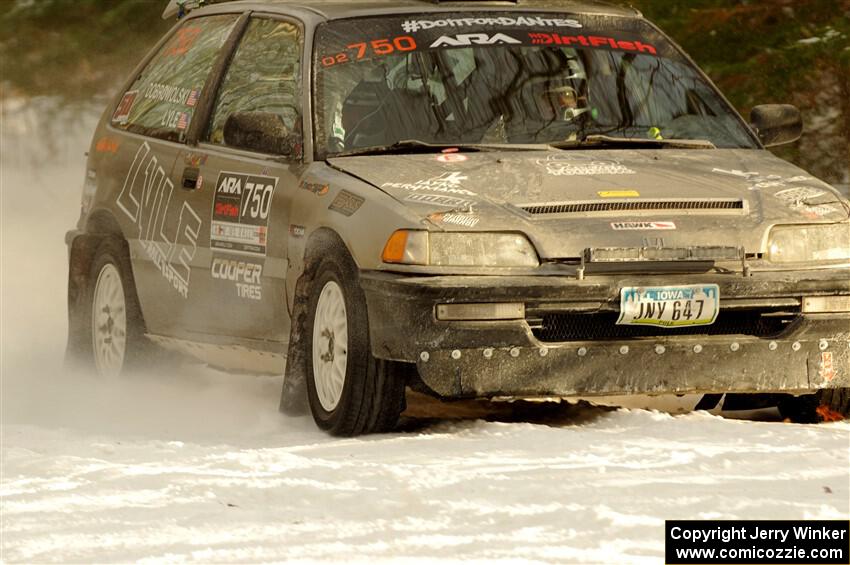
(1, 99, 849, 564)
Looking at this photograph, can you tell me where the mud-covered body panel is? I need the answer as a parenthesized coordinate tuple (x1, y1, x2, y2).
(330, 149, 848, 262)
(360, 269, 850, 398)
(66, 0, 850, 402)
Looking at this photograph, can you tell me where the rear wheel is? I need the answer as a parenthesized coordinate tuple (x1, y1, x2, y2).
(91, 262, 128, 377)
(304, 252, 406, 436)
(68, 238, 148, 376)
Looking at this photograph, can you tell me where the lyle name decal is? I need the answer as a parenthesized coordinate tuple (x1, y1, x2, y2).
(116, 141, 201, 299)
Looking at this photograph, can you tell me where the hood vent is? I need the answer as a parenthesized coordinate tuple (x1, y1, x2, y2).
(520, 199, 745, 215)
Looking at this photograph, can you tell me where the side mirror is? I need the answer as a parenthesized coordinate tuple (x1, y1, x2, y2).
(750, 105, 803, 147)
(223, 111, 299, 156)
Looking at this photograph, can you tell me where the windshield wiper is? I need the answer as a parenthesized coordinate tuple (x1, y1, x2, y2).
(551, 134, 716, 150)
(334, 139, 550, 158)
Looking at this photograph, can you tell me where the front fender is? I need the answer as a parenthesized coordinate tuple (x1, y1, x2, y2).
(285, 162, 421, 314)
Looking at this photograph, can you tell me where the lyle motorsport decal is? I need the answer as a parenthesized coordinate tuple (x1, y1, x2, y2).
(211, 172, 278, 256)
(116, 141, 202, 299)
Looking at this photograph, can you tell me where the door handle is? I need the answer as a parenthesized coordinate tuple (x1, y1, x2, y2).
(182, 167, 200, 190)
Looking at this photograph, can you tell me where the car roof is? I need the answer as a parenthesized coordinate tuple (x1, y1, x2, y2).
(164, 0, 642, 21)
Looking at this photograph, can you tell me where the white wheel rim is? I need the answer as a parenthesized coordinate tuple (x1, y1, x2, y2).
(92, 263, 127, 377)
(312, 280, 348, 412)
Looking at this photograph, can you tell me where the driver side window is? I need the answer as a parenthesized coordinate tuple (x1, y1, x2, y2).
(206, 16, 302, 155)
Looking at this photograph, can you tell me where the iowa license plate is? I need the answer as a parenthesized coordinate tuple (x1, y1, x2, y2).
(618, 285, 719, 327)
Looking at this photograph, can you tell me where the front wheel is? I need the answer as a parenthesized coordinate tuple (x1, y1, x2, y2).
(779, 389, 849, 423)
(304, 253, 405, 436)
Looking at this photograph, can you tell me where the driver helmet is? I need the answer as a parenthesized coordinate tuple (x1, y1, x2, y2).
(535, 58, 590, 121)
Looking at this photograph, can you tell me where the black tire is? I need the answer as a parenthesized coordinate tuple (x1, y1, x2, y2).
(779, 389, 850, 423)
(304, 251, 406, 436)
(817, 388, 850, 420)
(67, 237, 149, 376)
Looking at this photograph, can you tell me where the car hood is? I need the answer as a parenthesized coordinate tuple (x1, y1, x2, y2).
(328, 148, 848, 259)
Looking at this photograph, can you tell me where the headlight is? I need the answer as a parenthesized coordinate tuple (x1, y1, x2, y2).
(767, 223, 850, 263)
(382, 230, 539, 267)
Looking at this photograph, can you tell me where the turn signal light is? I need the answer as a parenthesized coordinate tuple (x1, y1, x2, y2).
(382, 230, 409, 263)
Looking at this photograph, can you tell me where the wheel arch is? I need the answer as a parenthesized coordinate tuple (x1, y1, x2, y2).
(67, 210, 146, 365)
(68, 210, 129, 313)
(280, 227, 359, 415)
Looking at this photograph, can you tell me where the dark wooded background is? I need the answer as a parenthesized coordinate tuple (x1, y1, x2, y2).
(1, 0, 847, 183)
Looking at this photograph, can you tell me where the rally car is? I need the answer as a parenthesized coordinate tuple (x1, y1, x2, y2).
(66, 0, 850, 435)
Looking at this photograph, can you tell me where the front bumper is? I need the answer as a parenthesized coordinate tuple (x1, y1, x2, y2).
(361, 270, 850, 399)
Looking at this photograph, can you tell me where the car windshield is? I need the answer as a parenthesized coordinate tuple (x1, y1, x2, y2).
(313, 13, 759, 157)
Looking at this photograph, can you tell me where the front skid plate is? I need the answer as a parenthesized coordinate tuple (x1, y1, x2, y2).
(415, 337, 849, 399)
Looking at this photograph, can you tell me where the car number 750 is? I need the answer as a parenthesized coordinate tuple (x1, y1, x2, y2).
(242, 182, 274, 220)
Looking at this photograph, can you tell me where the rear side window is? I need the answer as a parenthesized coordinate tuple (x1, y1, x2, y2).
(206, 17, 302, 152)
(111, 15, 238, 142)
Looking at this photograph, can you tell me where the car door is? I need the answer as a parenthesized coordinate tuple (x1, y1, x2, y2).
(172, 14, 304, 341)
(105, 14, 241, 337)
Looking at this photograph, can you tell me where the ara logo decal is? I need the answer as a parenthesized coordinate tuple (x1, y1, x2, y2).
(430, 33, 521, 48)
(218, 175, 243, 195)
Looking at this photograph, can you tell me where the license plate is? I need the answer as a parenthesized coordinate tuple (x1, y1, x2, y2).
(617, 285, 720, 327)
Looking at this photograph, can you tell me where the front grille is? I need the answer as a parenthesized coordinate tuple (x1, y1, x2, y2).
(520, 200, 744, 215)
(532, 310, 799, 342)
